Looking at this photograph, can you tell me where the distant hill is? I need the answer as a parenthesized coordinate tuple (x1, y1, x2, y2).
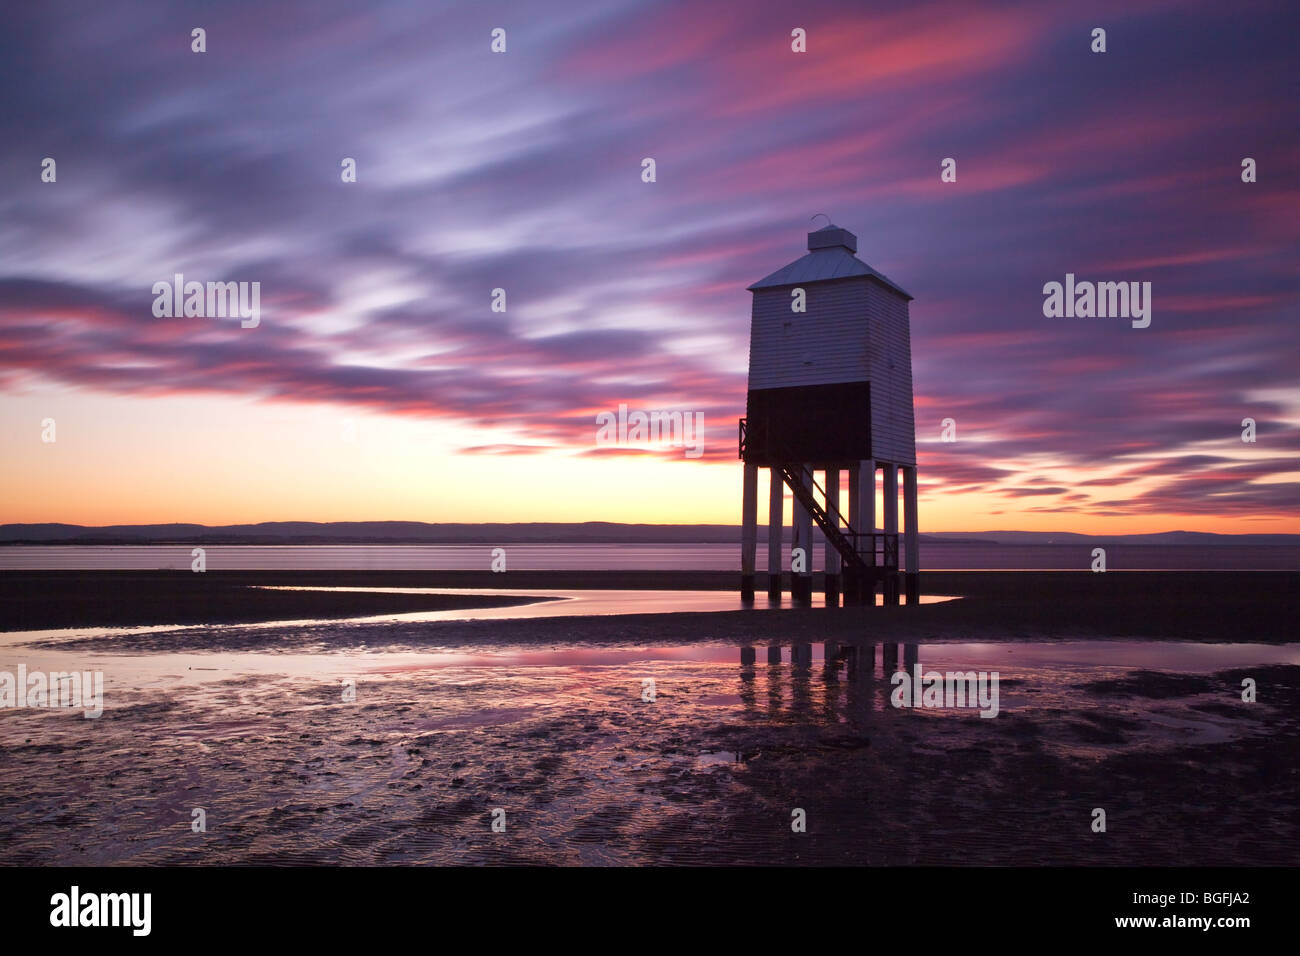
(927, 530, 1300, 546)
(0, 521, 748, 545)
(0, 522, 1296, 546)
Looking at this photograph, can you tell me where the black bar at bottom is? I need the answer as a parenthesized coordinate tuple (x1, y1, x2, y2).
(4, 865, 1278, 944)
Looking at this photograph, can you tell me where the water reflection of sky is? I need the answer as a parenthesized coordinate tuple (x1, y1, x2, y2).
(0, 587, 956, 644)
(4, 544, 1296, 571)
(6, 624, 1297, 702)
(257, 585, 957, 624)
(5, 589, 1295, 749)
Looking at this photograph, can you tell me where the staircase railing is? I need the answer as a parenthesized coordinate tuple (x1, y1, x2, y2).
(743, 430, 898, 574)
(776, 461, 899, 572)
(777, 462, 873, 572)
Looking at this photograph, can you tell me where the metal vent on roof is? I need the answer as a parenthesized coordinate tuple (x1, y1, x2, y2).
(807, 225, 857, 253)
(746, 220, 913, 299)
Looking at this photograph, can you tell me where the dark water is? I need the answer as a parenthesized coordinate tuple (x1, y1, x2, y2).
(0, 543, 1295, 571)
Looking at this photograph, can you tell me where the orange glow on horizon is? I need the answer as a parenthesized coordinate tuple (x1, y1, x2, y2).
(3, 391, 1297, 534)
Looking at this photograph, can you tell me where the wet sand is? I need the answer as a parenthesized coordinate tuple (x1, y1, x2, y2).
(3, 569, 1297, 641)
(0, 570, 1296, 865)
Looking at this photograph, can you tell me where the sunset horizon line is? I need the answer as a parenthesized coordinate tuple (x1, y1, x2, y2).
(3, 517, 1297, 538)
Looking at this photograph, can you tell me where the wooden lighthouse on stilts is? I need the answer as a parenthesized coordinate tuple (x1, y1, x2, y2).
(739, 221, 920, 607)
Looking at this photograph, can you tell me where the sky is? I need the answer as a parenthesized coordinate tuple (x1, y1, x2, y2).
(0, 0, 1297, 532)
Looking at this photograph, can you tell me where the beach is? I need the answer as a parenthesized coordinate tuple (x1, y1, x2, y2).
(3, 569, 1295, 641)
(1, 570, 1297, 865)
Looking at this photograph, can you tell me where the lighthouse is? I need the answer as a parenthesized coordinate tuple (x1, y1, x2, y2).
(738, 221, 919, 606)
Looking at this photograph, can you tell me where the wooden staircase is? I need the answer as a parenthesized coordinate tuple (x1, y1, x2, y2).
(775, 462, 869, 572)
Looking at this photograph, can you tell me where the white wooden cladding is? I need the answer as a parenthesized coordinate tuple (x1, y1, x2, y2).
(747, 276, 915, 465)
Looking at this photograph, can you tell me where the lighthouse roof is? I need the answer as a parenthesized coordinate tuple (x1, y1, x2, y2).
(747, 224, 912, 299)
